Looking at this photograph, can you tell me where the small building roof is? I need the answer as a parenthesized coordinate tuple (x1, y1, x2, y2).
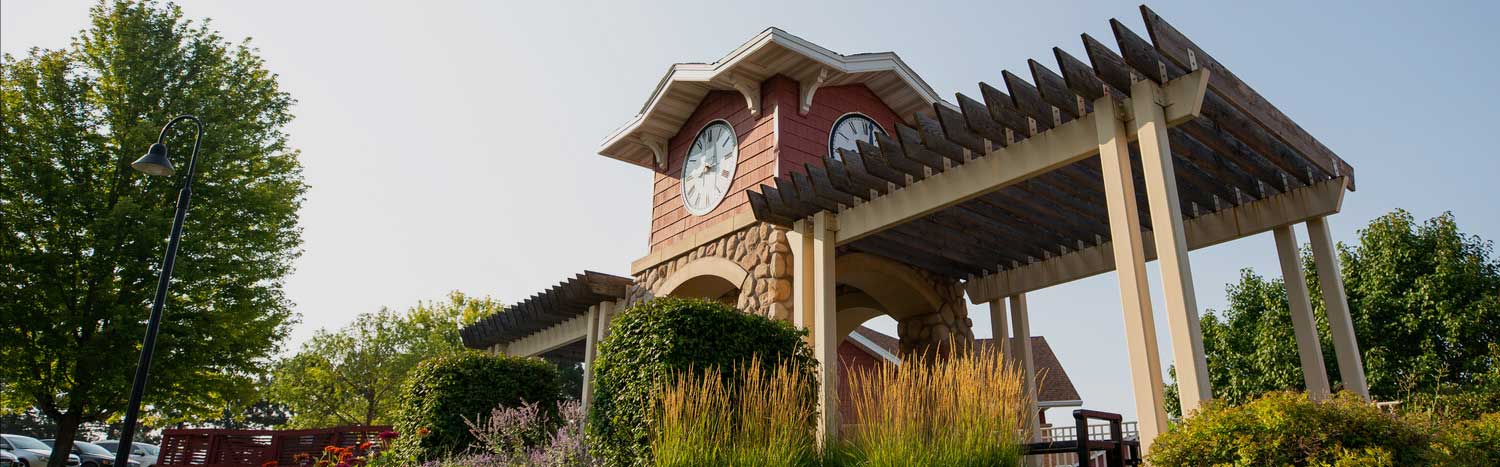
(848, 326, 1083, 407)
(460, 271, 632, 350)
(598, 27, 944, 170)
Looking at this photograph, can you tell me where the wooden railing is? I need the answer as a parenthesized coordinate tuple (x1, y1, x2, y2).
(158, 426, 390, 467)
(1032, 421, 1139, 467)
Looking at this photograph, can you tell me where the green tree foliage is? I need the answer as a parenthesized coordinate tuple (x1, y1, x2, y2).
(586, 297, 817, 467)
(392, 353, 561, 461)
(1166, 210, 1500, 416)
(268, 292, 502, 428)
(0, 1, 305, 463)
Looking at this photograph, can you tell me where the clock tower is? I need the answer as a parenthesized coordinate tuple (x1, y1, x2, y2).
(598, 28, 975, 353)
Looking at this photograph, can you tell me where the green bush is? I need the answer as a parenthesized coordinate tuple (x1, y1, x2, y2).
(393, 352, 562, 460)
(1430, 412, 1500, 467)
(1148, 391, 1435, 466)
(586, 297, 817, 467)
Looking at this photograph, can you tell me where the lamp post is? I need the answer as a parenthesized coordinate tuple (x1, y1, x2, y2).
(114, 115, 204, 467)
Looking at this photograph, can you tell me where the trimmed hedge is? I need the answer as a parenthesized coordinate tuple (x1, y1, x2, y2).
(586, 297, 818, 467)
(393, 352, 561, 460)
(1149, 391, 1434, 466)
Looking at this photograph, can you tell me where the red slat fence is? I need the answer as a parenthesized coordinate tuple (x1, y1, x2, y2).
(158, 426, 391, 467)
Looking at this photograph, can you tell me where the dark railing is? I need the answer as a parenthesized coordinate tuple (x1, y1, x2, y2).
(158, 426, 390, 467)
(1022, 410, 1141, 467)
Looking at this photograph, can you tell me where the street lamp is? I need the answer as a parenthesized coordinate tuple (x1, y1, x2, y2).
(114, 115, 204, 467)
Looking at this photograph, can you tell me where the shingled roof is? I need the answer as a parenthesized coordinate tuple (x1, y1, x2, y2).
(848, 327, 1082, 406)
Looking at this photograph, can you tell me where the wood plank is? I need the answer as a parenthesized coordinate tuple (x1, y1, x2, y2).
(1003, 69, 1059, 130)
(894, 125, 950, 171)
(874, 132, 936, 177)
(935, 101, 988, 154)
(806, 164, 860, 206)
(1140, 5, 1354, 189)
(916, 112, 971, 164)
(790, 171, 839, 211)
(955, 93, 1010, 144)
(747, 190, 794, 226)
(839, 147, 899, 193)
(1052, 47, 1111, 101)
(979, 82, 1033, 137)
(1110, 19, 1168, 84)
(850, 233, 976, 278)
(1082, 33, 1135, 94)
(1030, 58, 1091, 119)
(854, 140, 914, 186)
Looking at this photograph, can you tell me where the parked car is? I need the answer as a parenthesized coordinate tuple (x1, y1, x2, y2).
(90, 442, 155, 467)
(42, 440, 138, 467)
(1, 450, 19, 467)
(0, 434, 79, 467)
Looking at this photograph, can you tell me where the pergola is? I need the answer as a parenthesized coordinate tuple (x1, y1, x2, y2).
(746, 6, 1366, 450)
(459, 271, 632, 410)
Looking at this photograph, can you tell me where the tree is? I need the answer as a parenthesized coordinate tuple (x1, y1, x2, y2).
(1167, 210, 1500, 416)
(268, 292, 501, 427)
(0, 1, 305, 464)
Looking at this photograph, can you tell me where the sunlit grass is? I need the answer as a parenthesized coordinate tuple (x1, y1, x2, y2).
(836, 345, 1032, 467)
(651, 357, 819, 467)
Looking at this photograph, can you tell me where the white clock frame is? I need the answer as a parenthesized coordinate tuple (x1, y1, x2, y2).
(680, 119, 740, 216)
(828, 112, 887, 161)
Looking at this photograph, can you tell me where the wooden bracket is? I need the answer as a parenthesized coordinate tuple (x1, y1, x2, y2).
(729, 74, 763, 118)
(639, 134, 668, 171)
(800, 67, 832, 115)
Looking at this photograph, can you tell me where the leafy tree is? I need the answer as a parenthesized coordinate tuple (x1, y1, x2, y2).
(268, 292, 501, 427)
(0, 1, 305, 464)
(1167, 210, 1500, 416)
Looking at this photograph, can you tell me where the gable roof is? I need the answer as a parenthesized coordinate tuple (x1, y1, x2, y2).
(598, 27, 944, 169)
(844, 327, 1082, 407)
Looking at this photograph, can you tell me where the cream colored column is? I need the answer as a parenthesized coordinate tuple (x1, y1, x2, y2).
(1131, 79, 1213, 414)
(988, 300, 1013, 364)
(595, 300, 616, 343)
(1095, 93, 1168, 451)
(811, 211, 839, 443)
(581, 306, 599, 414)
(1307, 217, 1368, 399)
(1009, 294, 1040, 443)
(790, 222, 815, 346)
(1273, 225, 1331, 400)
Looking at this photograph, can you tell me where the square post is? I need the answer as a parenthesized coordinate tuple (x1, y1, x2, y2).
(1094, 93, 1168, 452)
(790, 222, 815, 346)
(1131, 78, 1212, 414)
(811, 211, 839, 443)
(1273, 225, 1332, 400)
(988, 299, 1013, 364)
(1307, 217, 1368, 399)
(1009, 293, 1040, 443)
(581, 305, 599, 413)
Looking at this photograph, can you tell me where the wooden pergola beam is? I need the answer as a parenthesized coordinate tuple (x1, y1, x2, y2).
(834, 68, 1210, 246)
(965, 177, 1349, 303)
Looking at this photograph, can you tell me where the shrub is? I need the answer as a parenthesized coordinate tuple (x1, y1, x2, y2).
(1148, 391, 1434, 466)
(586, 297, 817, 466)
(394, 352, 562, 460)
(651, 358, 818, 467)
(833, 346, 1029, 467)
(1430, 412, 1500, 467)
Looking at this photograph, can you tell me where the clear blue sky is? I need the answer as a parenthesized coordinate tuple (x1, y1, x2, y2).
(6, 0, 1498, 421)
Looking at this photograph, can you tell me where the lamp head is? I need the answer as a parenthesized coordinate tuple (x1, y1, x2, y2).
(132, 143, 175, 177)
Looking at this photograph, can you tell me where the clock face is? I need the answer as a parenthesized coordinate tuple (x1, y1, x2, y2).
(681, 121, 739, 216)
(829, 113, 886, 161)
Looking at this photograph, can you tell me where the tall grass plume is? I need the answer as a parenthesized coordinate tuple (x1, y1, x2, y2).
(837, 344, 1032, 467)
(650, 356, 819, 467)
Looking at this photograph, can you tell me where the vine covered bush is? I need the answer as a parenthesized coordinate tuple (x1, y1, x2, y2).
(393, 352, 562, 461)
(586, 297, 817, 466)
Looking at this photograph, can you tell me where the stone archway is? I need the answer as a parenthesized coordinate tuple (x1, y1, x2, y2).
(658, 256, 749, 304)
(834, 253, 972, 355)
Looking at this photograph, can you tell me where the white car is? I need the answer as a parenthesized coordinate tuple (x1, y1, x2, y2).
(0, 434, 80, 467)
(2, 449, 19, 467)
(90, 442, 155, 467)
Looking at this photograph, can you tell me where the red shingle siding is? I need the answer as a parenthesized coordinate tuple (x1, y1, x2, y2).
(646, 76, 901, 254)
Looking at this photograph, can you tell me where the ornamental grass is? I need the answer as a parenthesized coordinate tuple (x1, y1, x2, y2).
(836, 345, 1032, 467)
(650, 356, 820, 467)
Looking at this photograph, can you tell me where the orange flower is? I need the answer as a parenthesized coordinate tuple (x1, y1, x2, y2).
(316, 461, 331, 467)
(323, 446, 339, 453)
(358, 441, 372, 450)
(416, 427, 430, 436)
(261, 461, 278, 467)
